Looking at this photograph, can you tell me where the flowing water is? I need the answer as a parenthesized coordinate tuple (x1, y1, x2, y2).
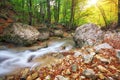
(0, 39, 75, 76)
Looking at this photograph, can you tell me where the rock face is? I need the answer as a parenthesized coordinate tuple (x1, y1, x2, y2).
(74, 23, 103, 47)
(2, 23, 40, 46)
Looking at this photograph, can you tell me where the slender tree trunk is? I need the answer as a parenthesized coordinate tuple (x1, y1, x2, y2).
(69, 0, 75, 29)
(39, 2, 46, 23)
(63, 0, 67, 25)
(56, 0, 60, 23)
(46, 0, 51, 25)
(54, 4, 57, 23)
(28, 0, 32, 25)
(3, 0, 5, 5)
(22, 0, 25, 23)
(97, 4, 108, 28)
(1, 0, 6, 6)
(40, 2, 43, 23)
(54, 0, 60, 23)
(118, 0, 120, 26)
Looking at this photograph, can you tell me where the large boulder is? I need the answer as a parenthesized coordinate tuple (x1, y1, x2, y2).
(50, 29, 63, 37)
(74, 23, 103, 47)
(38, 27, 50, 41)
(2, 23, 40, 46)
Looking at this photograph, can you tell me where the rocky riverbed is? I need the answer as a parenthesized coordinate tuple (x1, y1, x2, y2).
(1, 42, 120, 80)
(0, 23, 120, 80)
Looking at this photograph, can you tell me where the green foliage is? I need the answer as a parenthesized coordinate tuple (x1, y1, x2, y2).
(8, 0, 118, 27)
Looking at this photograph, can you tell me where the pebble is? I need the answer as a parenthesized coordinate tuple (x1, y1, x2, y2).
(95, 55, 110, 63)
(44, 75, 51, 80)
(65, 69, 71, 75)
(54, 75, 69, 80)
(83, 69, 95, 78)
(74, 51, 82, 57)
(26, 75, 32, 80)
(94, 43, 112, 51)
(97, 65, 108, 73)
(36, 78, 41, 80)
(116, 50, 120, 60)
(32, 72, 38, 79)
(72, 73, 79, 79)
(21, 68, 29, 79)
(71, 64, 78, 72)
(6, 76, 14, 80)
(83, 52, 95, 63)
(98, 73, 105, 79)
(79, 76, 86, 79)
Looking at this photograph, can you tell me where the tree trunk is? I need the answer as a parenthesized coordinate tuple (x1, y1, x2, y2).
(1, 0, 6, 6)
(54, 0, 60, 23)
(118, 0, 120, 26)
(46, 0, 51, 25)
(28, 0, 32, 25)
(57, 0, 60, 23)
(97, 4, 108, 28)
(22, 0, 25, 23)
(69, 0, 75, 29)
(62, 0, 67, 26)
(40, 2, 43, 23)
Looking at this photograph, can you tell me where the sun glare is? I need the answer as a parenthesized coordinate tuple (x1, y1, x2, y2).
(87, 0, 98, 6)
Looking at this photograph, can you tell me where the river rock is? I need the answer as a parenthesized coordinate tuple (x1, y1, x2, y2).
(71, 64, 78, 72)
(26, 75, 32, 80)
(54, 75, 69, 80)
(95, 55, 110, 63)
(97, 65, 109, 73)
(83, 69, 95, 78)
(74, 51, 82, 57)
(38, 27, 49, 41)
(2, 23, 40, 46)
(116, 50, 120, 60)
(83, 52, 96, 63)
(44, 75, 51, 80)
(50, 29, 63, 37)
(74, 23, 103, 47)
(94, 43, 113, 51)
(31, 72, 38, 79)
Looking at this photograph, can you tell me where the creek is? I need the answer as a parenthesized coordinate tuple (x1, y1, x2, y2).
(0, 38, 75, 76)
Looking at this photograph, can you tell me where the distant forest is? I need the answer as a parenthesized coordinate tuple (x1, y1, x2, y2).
(0, 0, 119, 28)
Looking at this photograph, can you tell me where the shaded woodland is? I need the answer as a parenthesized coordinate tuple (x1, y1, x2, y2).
(0, 0, 119, 29)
